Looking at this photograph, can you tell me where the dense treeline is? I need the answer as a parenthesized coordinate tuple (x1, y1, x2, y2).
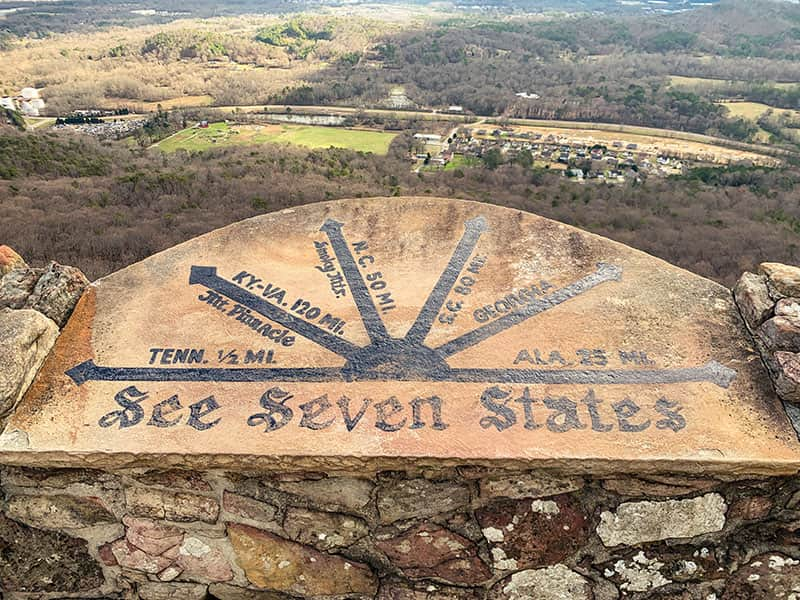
(1, 130, 799, 286)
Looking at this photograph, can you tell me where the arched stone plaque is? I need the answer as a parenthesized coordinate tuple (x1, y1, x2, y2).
(4, 197, 799, 473)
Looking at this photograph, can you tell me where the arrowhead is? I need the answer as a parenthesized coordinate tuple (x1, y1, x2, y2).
(189, 265, 217, 285)
(596, 263, 623, 282)
(465, 215, 488, 233)
(65, 360, 96, 386)
(320, 219, 344, 233)
(705, 361, 737, 389)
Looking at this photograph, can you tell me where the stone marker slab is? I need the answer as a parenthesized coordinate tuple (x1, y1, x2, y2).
(2, 197, 799, 473)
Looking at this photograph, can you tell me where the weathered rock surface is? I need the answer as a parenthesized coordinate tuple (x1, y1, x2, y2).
(227, 523, 378, 596)
(4, 493, 116, 529)
(476, 494, 588, 570)
(272, 476, 374, 514)
(377, 479, 470, 523)
(0, 245, 26, 276)
(25, 262, 89, 327)
(125, 487, 219, 523)
(0, 308, 58, 420)
(734, 272, 773, 330)
(596, 493, 727, 547)
(283, 506, 368, 550)
(722, 553, 800, 599)
(376, 523, 491, 584)
(123, 515, 184, 555)
(479, 472, 584, 500)
(0, 513, 104, 592)
(167, 535, 234, 583)
(209, 583, 295, 600)
(378, 578, 485, 600)
(488, 565, 592, 600)
(601, 475, 718, 498)
(757, 315, 800, 352)
(0, 261, 87, 327)
(134, 469, 212, 491)
(761, 262, 800, 298)
(224, 491, 280, 524)
(139, 582, 209, 600)
(772, 351, 800, 403)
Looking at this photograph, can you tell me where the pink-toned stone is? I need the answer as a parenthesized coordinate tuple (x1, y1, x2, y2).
(223, 491, 279, 523)
(775, 298, 800, 319)
(123, 515, 184, 555)
(758, 316, 800, 352)
(172, 536, 234, 583)
(773, 351, 800, 403)
(98, 542, 118, 566)
(376, 523, 491, 585)
(109, 538, 173, 574)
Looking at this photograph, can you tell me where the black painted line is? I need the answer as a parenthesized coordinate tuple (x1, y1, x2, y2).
(405, 216, 488, 345)
(320, 219, 390, 344)
(66, 359, 735, 389)
(189, 266, 360, 359)
(444, 361, 736, 389)
(65, 360, 345, 385)
(434, 263, 623, 358)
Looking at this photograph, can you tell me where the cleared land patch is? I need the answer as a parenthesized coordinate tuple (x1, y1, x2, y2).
(155, 121, 398, 154)
(669, 75, 800, 90)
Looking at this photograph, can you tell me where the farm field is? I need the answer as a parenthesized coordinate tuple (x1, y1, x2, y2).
(669, 76, 800, 90)
(717, 101, 800, 121)
(155, 122, 398, 154)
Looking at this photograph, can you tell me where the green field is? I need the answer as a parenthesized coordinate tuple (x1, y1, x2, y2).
(155, 121, 397, 154)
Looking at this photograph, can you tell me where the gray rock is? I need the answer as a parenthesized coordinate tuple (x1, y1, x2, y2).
(5, 494, 116, 529)
(125, 487, 220, 523)
(273, 476, 374, 514)
(25, 262, 88, 327)
(775, 297, 800, 319)
(488, 565, 592, 600)
(733, 272, 773, 331)
(479, 471, 584, 500)
(209, 583, 294, 600)
(771, 351, 800, 403)
(760, 262, 800, 299)
(0, 267, 42, 309)
(596, 493, 727, 547)
(139, 582, 209, 600)
(283, 506, 368, 550)
(757, 315, 800, 353)
(0, 308, 58, 421)
(377, 478, 470, 524)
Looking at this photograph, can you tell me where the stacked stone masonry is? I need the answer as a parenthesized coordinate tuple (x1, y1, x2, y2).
(2, 465, 800, 599)
(3, 237, 800, 599)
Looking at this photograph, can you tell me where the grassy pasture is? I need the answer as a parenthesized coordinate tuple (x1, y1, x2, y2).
(155, 121, 398, 154)
(718, 101, 800, 120)
(669, 76, 800, 90)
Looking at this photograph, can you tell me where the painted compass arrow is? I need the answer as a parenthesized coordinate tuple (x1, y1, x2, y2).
(67, 216, 736, 389)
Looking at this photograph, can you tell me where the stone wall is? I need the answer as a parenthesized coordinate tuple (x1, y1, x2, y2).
(3, 245, 800, 599)
(2, 463, 800, 599)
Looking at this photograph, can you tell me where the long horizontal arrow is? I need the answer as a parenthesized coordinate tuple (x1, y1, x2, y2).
(435, 262, 623, 358)
(66, 360, 735, 389)
(189, 266, 360, 360)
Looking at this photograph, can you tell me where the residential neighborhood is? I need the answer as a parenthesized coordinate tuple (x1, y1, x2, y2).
(411, 125, 766, 180)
